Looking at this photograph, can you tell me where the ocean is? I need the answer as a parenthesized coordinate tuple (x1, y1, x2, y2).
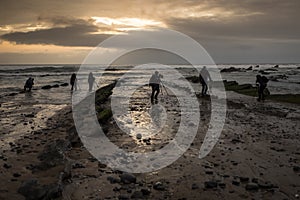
(0, 64, 299, 105)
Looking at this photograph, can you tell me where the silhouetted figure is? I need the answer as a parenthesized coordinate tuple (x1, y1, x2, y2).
(149, 71, 161, 103)
(70, 73, 77, 91)
(88, 72, 95, 92)
(24, 77, 34, 91)
(256, 75, 269, 101)
(199, 66, 212, 96)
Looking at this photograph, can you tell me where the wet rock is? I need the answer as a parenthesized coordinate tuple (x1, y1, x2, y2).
(205, 171, 213, 175)
(232, 180, 240, 186)
(118, 194, 130, 200)
(3, 163, 12, 169)
(24, 113, 35, 118)
(245, 182, 259, 191)
(221, 67, 242, 73)
(218, 183, 226, 188)
(41, 85, 52, 90)
(8, 92, 18, 96)
(13, 173, 21, 177)
(141, 188, 151, 195)
(60, 83, 69, 87)
(72, 163, 85, 169)
(107, 176, 121, 184)
(268, 74, 288, 82)
(246, 66, 253, 71)
(136, 133, 142, 140)
(67, 126, 82, 147)
(259, 70, 270, 75)
(239, 177, 249, 182)
(204, 181, 218, 189)
(258, 182, 275, 189)
(131, 191, 144, 199)
(18, 180, 46, 200)
(265, 68, 278, 72)
(18, 179, 62, 200)
(293, 166, 300, 172)
(231, 138, 243, 144)
(37, 139, 70, 170)
(98, 163, 107, 168)
(120, 173, 136, 184)
(52, 84, 59, 88)
(192, 183, 199, 190)
(153, 182, 165, 191)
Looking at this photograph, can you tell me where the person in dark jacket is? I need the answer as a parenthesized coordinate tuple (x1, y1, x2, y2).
(256, 75, 268, 101)
(88, 72, 95, 92)
(199, 66, 212, 96)
(70, 73, 77, 91)
(24, 77, 34, 91)
(149, 71, 161, 103)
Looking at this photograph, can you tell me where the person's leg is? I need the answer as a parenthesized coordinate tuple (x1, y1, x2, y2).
(258, 86, 263, 101)
(204, 84, 208, 95)
(75, 83, 77, 91)
(154, 85, 160, 100)
(201, 83, 207, 96)
(89, 83, 92, 92)
(71, 83, 74, 91)
(261, 86, 266, 101)
(151, 85, 155, 102)
(201, 83, 205, 96)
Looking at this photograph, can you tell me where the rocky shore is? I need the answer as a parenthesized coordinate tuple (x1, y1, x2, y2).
(1, 81, 300, 200)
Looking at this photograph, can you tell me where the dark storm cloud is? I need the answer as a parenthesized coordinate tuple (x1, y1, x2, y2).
(0, 18, 112, 47)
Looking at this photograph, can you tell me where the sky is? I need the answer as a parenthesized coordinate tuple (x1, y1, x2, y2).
(0, 0, 299, 64)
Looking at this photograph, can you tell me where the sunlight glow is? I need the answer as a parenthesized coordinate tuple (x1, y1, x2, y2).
(91, 17, 166, 32)
(0, 23, 52, 33)
(0, 41, 92, 54)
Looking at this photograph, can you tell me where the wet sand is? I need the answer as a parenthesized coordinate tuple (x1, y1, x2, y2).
(0, 85, 300, 199)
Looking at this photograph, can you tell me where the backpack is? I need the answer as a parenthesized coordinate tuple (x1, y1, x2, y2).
(262, 76, 269, 83)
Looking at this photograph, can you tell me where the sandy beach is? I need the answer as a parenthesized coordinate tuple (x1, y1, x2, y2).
(0, 80, 299, 200)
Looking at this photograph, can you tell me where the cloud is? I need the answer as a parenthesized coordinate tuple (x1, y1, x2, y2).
(0, 17, 112, 47)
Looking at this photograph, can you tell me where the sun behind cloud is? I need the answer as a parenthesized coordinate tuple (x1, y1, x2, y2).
(91, 17, 166, 32)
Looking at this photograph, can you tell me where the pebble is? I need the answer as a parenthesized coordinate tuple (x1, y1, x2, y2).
(107, 176, 121, 184)
(120, 173, 136, 184)
(131, 191, 144, 199)
(239, 177, 249, 182)
(293, 166, 300, 172)
(192, 183, 199, 190)
(232, 180, 240, 186)
(153, 182, 165, 191)
(13, 173, 21, 178)
(204, 181, 218, 189)
(136, 133, 142, 140)
(118, 194, 130, 200)
(3, 163, 12, 169)
(141, 188, 151, 195)
(245, 182, 259, 191)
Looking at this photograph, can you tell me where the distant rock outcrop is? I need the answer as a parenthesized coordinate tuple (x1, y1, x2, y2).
(221, 67, 243, 73)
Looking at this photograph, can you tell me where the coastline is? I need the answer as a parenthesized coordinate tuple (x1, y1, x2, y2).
(1, 82, 300, 199)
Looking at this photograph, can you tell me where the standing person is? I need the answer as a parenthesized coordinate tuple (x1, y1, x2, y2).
(149, 71, 161, 103)
(256, 75, 268, 101)
(24, 77, 34, 91)
(70, 73, 77, 91)
(199, 66, 212, 96)
(88, 72, 95, 92)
